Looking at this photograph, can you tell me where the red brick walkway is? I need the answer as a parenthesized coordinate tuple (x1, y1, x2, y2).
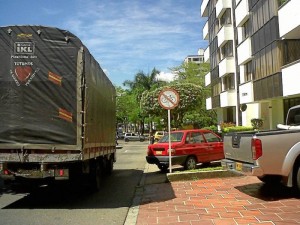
(137, 176, 300, 225)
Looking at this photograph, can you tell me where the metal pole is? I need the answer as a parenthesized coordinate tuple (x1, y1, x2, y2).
(168, 109, 172, 173)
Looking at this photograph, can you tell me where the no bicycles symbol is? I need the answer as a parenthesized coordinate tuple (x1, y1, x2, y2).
(158, 88, 180, 110)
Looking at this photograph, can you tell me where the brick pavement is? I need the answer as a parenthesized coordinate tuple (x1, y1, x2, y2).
(136, 174, 300, 225)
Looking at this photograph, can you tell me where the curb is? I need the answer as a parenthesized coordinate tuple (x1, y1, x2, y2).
(124, 164, 148, 225)
(167, 170, 243, 182)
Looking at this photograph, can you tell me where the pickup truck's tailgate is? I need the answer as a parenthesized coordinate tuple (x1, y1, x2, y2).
(223, 132, 256, 164)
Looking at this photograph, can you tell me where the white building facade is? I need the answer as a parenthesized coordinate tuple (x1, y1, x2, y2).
(201, 0, 300, 129)
(184, 48, 205, 64)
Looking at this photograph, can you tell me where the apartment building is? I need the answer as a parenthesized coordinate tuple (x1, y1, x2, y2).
(184, 48, 205, 64)
(201, 0, 300, 129)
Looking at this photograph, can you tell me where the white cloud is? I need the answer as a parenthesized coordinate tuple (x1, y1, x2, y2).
(156, 72, 177, 82)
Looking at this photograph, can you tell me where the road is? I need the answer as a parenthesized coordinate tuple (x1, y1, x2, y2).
(0, 140, 148, 225)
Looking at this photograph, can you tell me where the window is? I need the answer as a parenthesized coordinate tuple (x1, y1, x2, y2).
(223, 73, 235, 91)
(242, 19, 251, 41)
(220, 41, 233, 60)
(220, 9, 232, 27)
(245, 61, 253, 82)
(186, 132, 205, 144)
(203, 132, 220, 142)
(212, 82, 221, 96)
(191, 132, 204, 143)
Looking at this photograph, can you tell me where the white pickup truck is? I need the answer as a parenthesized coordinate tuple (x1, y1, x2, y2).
(222, 105, 300, 192)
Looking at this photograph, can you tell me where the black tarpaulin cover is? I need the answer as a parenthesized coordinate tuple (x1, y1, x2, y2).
(0, 26, 81, 145)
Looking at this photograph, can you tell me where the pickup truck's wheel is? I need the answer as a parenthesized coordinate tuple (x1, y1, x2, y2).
(258, 175, 282, 185)
(124, 138, 129, 142)
(294, 165, 300, 192)
(184, 156, 197, 170)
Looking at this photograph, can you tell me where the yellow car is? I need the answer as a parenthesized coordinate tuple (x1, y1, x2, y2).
(154, 131, 166, 142)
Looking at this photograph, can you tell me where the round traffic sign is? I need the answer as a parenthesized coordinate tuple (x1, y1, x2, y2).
(158, 88, 180, 109)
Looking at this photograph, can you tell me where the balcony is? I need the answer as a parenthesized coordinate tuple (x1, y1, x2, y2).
(239, 81, 254, 104)
(235, 0, 250, 27)
(218, 25, 234, 48)
(201, 0, 209, 17)
(219, 57, 235, 78)
(206, 97, 212, 110)
(203, 21, 209, 40)
(282, 59, 300, 97)
(279, 0, 300, 39)
(204, 47, 210, 63)
(216, 0, 232, 18)
(237, 37, 252, 65)
(220, 89, 236, 107)
(205, 72, 211, 87)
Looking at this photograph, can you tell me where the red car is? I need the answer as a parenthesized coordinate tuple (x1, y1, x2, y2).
(146, 129, 224, 171)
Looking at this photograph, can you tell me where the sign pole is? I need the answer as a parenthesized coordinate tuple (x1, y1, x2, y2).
(157, 88, 180, 174)
(168, 109, 172, 173)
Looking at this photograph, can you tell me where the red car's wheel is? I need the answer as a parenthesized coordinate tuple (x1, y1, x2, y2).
(184, 156, 197, 170)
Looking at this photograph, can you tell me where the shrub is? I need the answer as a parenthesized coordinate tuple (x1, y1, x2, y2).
(251, 118, 263, 130)
(223, 126, 254, 133)
(203, 125, 253, 134)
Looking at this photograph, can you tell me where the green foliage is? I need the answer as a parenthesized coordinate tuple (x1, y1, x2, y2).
(223, 126, 254, 133)
(116, 86, 140, 124)
(278, 0, 288, 7)
(203, 125, 254, 133)
(140, 83, 204, 128)
(251, 118, 263, 130)
(220, 122, 236, 128)
(182, 111, 217, 128)
(117, 61, 215, 131)
(170, 62, 210, 85)
(203, 125, 218, 133)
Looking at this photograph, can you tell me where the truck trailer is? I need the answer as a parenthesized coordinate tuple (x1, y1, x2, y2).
(0, 25, 116, 190)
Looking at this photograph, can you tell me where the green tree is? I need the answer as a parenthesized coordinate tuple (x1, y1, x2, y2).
(122, 68, 166, 134)
(171, 62, 210, 85)
(170, 62, 216, 128)
(140, 83, 204, 128)
(115, 86, 139, 132)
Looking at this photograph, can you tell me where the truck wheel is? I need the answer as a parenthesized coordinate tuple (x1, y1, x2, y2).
(184, 156, 197, 170)
(125, 138, 129, 142)
(106, 157, 114, 175)
(258, 175, 281, 185)
(294, 165, 300, 193)
(90, 159, 103, 191)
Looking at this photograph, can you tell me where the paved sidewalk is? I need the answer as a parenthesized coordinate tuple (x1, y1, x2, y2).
(134, 164, 300, 225)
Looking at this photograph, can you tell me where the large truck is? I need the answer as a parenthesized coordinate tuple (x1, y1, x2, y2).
(0, 25, 116, 190)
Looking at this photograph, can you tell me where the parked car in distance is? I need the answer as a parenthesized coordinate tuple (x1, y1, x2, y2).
(124, 132, 145, 142)
(117, 132, 125, 139)
(154, 131, 166, 142)
(146, 129, 224, 171)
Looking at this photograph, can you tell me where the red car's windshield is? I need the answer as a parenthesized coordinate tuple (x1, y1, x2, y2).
(158, 132, 184, 143)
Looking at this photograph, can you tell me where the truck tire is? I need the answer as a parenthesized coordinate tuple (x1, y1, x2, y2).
(89, 159, 103, 191)
(125, 138, 129, 142)
(294, 165, 300, 193)
(257, 175, 282, 185)
(184, 156, 197, 170)
(106, 157, 114, 175)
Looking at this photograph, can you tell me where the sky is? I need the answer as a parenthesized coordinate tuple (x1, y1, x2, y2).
(0, 0, 208, 87)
